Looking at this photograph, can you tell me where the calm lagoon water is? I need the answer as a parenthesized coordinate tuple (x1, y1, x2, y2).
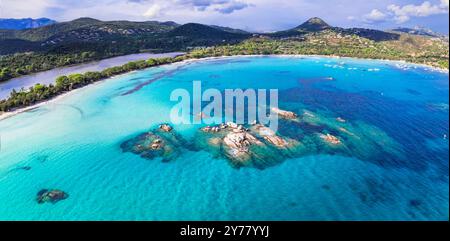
(0, 56, 448, 220)
(0, 52, 184, 99)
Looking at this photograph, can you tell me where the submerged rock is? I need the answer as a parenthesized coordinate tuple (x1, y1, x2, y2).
(303, 110, 316, 118)
(201, 125, 222, 133)
(159, 124, 173, 132)
(227, 122, 238, 129)
(11, 166, 32, 172)
(271, 107, 298, 119)
(201, 126, 212, 132)
(121, 124, 187, 162)
(252, 124, 288, 147)
(336, 117, 346, 123)
(320, 133, 341, 145)
(338, 127, 357, 137)
(36, 189, 68, 204)
(409, 199, 422, 208)
(150, 139, 163, 150)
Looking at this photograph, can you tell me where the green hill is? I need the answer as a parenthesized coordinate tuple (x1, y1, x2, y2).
(269, 17, 400, 42)
(294, 17, 330, 31)
(0, 18, 250, 55)
(167, 23, 250, 46)
(0, 17, 179, 54)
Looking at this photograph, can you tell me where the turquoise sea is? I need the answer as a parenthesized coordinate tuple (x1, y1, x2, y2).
(0, 56, 448, 220)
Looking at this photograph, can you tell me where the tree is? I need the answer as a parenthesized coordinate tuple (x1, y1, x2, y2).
(68, 74, 85, 85)
(84, 71, 103, 82)
(56, 76, 70, 90)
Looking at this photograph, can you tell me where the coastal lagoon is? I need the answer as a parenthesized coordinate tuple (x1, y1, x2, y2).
(0, 52, 184, 99)
(0, 56, 448, 220)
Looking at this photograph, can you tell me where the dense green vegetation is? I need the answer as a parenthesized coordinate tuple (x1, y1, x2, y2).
(0, 51, 104, 82)
(0, 56, 186, 112)
(189, 34, 449, 69)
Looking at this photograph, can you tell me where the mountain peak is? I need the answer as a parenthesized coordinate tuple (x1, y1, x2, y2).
(391, 26, 446, 38)
(0, 18, 56, 30)
(296, 17, 330, 31)
(71, 17, 102, 24)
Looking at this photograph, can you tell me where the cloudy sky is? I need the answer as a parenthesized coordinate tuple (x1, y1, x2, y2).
(1, 0, 449, 33)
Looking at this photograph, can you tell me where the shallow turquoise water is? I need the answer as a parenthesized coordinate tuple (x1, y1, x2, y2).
(0, 56, 448, 220)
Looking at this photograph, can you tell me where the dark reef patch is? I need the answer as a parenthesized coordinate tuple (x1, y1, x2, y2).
(406, 88, 421, 96)
(208, 74, 221, 79)
(50, 104, 85, 118)
(350, 177, 395, 205)
(121, 65, 187, 96)
(277, 70, 291, 75)
(120, 124, 192, 162)
(33, 154, 49, 163)
(409, 199, 422, 208)
(205, 59, 252, 66)
(288, 202, 297, 207)
(36, 189, 68, 204)
(12, 166, 31, 171)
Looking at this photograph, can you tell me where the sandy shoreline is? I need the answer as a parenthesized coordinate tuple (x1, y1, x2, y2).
(182, 54, 449, 73)
(0, 73, 130, 121)
(1, 54, 448, 121)
(0, 91, 71, 121)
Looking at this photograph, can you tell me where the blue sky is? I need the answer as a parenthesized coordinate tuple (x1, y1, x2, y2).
(1, 0, 448, 33)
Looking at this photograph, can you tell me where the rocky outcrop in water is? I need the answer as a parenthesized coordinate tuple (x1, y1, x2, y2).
(271, 107, 298, 119)
(222, 129, 264, 162)
(159, 124, 173, 132)
(121, 107, 405, 170)
(251, 124, 288, 147)
(121, 124, 188, 162)
(36, 189, 68, 204)
(320, 133, 341, 145)
(336, 117, 346, 123)
(195, 120, 300, 168)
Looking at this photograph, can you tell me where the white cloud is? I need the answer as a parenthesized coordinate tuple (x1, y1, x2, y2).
(387, 1, 449, 23)
(360, 1, 449, 25)
(143, 4, 163, 17)
(215, 2, 250, 14)
(363, 9, 387, 23)
(0, 0, 60, 19)
(136, 0, 252, 20)
(393, 15, 410, 23)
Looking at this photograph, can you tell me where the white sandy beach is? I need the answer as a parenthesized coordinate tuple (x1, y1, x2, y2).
(0, 72, 133, 121)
